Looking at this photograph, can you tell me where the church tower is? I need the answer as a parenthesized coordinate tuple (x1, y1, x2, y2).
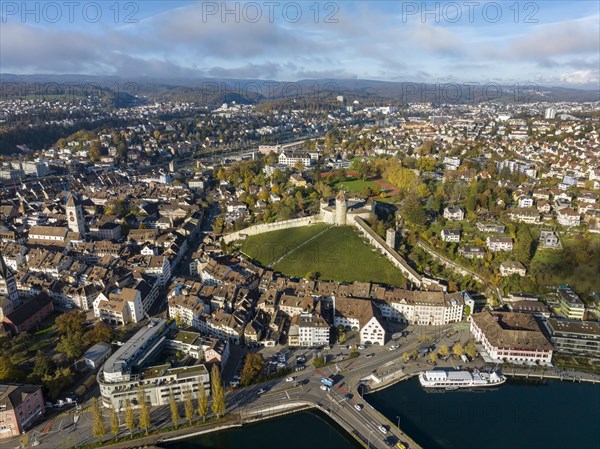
(66, 193, 86, 236)
(335, 190, 347, 226)
(0, 256, 19, 308)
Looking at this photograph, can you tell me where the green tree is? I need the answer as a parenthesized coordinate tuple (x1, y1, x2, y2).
(429, 352, 438, 364)
(211, 364, 226, 418)
(438, 345, 449, 358)
(56, 332, 84, 359)
(240, 353, 265, 386)
(401, 352, 410, 363)
(84, 322, 113, 345)
(0, 356, 18, 381)
(169, 390, 180, 426)
(184, 389, 195, 425)
(402, 194, 427, 226)
(110, 408, 119, 440)
(515, 225, 534, 263)
(465, 341, 477, 359)
(90, 398, 106, 441)
(197, 382, 208, 422)
(55, 310, 86, 336)
(312, 355, 326, 368)
(138, 390, 151, 435)
(124, 399, 135, 435)
(453, 343, 464, 357)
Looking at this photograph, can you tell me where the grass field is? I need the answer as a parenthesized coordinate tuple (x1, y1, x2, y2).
(531, 232, 600, 294)
(242, 224, 406, 286)
(329, 178, 378, 194)
(240, 223, 330, 266)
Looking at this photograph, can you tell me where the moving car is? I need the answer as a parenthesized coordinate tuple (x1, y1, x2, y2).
(365, 353, 374, 358)
(396, 443, 407, 449)
(354, 404, 363, 411)
(256, 388, 266, 395)
(389, 344, 399, 351)
(378, 425, 388, 434)
(285, 376, 295, 382)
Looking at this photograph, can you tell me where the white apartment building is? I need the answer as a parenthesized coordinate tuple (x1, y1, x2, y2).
(376, 290, 464, 326)
(98, 319, 211, 409)
(486, 236, 513, 252)
(288, 313, 330, 347)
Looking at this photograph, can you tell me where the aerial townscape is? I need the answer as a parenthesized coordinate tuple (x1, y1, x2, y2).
(1, 2, 599, 449)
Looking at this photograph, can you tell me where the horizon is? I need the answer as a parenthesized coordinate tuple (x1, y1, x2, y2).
(1, 1, 599, 90)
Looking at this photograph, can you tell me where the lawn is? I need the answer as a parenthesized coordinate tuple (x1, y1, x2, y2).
(531, 232, 600, 294)
(240, 223, 330, 266)
(329, 178, 378, 195)
(242, 225, 406, 286)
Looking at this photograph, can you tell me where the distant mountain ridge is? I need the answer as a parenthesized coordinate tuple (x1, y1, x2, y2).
(1, 73, 599, 104)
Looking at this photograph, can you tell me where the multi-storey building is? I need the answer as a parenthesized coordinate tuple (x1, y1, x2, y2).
(470, 310, 553, 365)
(0, 384, 45, 439)
(97, 319, 211, 409)
(288, 312, 330, 347)
(557, 287, 585, 320)
(376, 290, 464, 325)
(333, 297, 386, 345)
(545, 319, 600, 359)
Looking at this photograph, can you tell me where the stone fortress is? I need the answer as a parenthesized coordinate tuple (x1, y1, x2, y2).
(319, 190, 375, 226)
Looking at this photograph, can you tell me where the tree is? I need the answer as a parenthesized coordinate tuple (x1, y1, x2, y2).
(55, 310, 86, 337)
(169, 390, 180, 426)
(402, 194, 427, 226)
(84, 322, 113, 345)
(241, 352, 265, 386)
(138, 390, 151, 435)
(464, 305, 471, 317)
(312, 355, 326, 368)
(211, 364, 226, 418)
(429, 352, 437, 364)
(91, 398, 106, 441)
(438, 345, 449, 358)
(401, 352, 410, 363)
(515, 225, 534, 263)
(197, 382, 208, 422)
(56, 332, 84, 359)
(184, 389, 195, 425)
(124, 399, 135, 435)
(0, 356, 18, 381)
(416, 156, 436, 172)
(465, 341, 477, 359)
(32, 351, 54, 379)
(110, 408, 119, 440)
(453, 343, 464, 357)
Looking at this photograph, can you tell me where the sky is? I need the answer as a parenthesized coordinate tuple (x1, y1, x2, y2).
(1, 1, 599, 89)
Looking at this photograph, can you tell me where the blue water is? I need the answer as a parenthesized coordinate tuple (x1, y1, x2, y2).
(367, 377, 600, 449)
(163, 378, 600, 449)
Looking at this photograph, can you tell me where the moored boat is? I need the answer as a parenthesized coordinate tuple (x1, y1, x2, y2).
(419, 369, 506, 389)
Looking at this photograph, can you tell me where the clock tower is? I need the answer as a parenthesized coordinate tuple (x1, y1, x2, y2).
(66, 193, 86, 236)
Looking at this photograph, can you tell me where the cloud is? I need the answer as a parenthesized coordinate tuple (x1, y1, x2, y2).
(559, 70, 600, 85)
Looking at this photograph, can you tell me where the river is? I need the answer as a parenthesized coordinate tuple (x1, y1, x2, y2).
(163, 378, 600, 449)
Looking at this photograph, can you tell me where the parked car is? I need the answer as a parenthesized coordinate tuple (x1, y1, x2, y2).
(320, 385, 330, 391)
(285, 376, 295, 382)
(358, 345, 365, 350)
(365, 353, 374, 358)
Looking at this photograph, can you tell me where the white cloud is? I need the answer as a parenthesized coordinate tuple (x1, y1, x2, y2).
(560, 70, 599, 85)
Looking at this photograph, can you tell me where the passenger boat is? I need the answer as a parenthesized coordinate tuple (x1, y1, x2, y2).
(419, 369, 506, 389)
